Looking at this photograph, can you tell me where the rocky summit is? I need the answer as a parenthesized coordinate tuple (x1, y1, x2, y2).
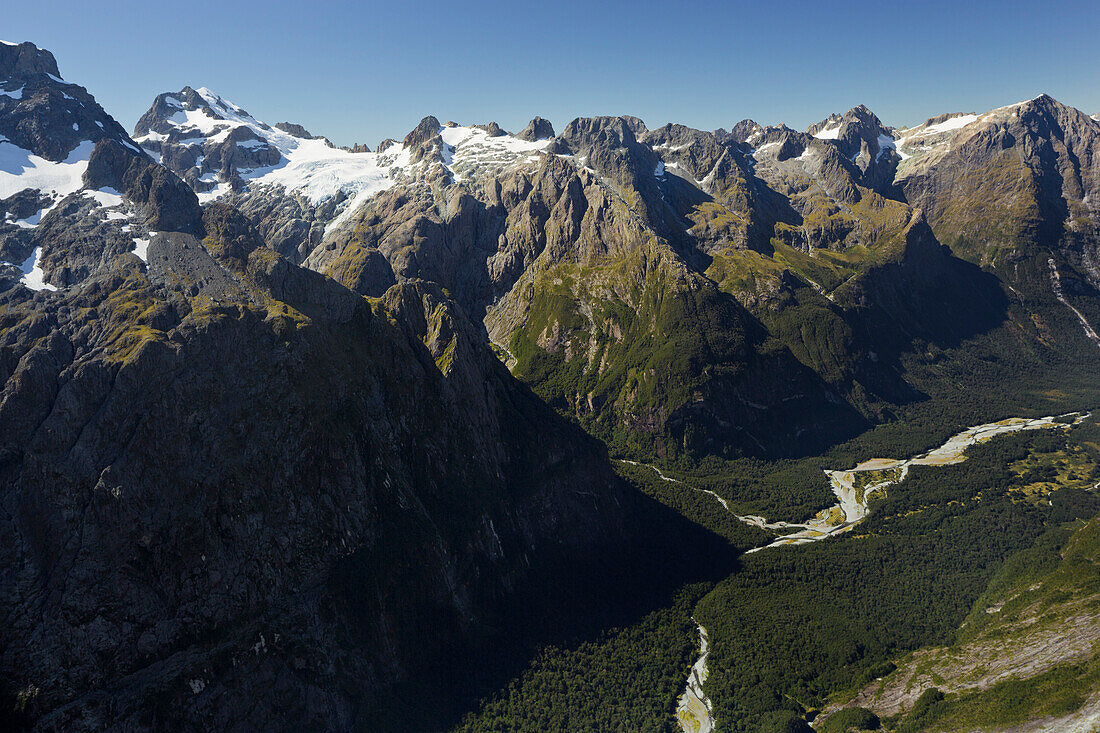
(2, 36, 1100, 733)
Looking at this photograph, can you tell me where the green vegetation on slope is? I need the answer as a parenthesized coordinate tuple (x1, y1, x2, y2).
(694, 425, 1100, 732)
(453, 585, 711, 733)
(850, 476, 1100, 731)
(613, 461, 771, 549)
(507, 256, 757, 459)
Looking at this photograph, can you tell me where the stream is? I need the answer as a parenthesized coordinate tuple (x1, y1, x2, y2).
(626, 412, 1087, 733)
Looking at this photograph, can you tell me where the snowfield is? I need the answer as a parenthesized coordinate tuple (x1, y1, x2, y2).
(0, 137, 94, 202)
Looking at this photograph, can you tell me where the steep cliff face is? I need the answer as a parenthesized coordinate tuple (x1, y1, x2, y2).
(306, 111, 1011, 459)
(896, 96, 1100, 286)
(0, 49, 645, 729)
(0, 204, 638, 731)
(309, 132, 868, 459)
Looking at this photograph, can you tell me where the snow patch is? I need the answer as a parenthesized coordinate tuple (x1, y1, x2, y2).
(876, 133, 906, 161)
(922, 114, 979, 134)
(7, 210, 41, 228)
(19, 247, 57, 291)
(814, 125, 841, 140)
(752, 141, 780, 156)
(132, 236, 151, 262)
(0, 86, 24, 100)
(437, 124, 549, 180)
(84, 187, 125, 209)
(0, 138, 94, 201)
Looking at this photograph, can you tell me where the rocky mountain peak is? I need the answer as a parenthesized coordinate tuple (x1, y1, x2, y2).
(620, 115, 648, 137)
(0, 40, 60, 79)
(1012, 92, 1096, 132)
(807, 104, 890, 142)
(516, 116, 555, 141)
(403, 115, 442, 149)
(131, 86, 351, 202)
(133, 85, 265, 139)
(722, 119, 764, 144)
(552, 115, 641, 153)
(0, 41, 136, 163)
(805, 105, 898, 192)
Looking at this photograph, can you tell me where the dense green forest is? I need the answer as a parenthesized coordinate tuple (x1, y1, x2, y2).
(614, 461, 773, 549)
(695, 424, 1100, 732)
(453, 585, 710, 732)
(453, 340, 1100, 733)
(879, 513, 1100, 731)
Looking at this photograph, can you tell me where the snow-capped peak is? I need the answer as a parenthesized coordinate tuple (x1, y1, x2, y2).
(1, 43, 148, 233)
(134, 86, 556, 235)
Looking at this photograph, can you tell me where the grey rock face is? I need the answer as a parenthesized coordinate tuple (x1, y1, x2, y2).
(220, 185, 336, 262)
(274, 121, 316, 139)
(0, 41, 60, 78)
(551, 116, 658, 189)
(806, 104, 899, 193)
(403, 114, 442, 149)
(516, 116, 555, 141)
(619, 115, 648, 137)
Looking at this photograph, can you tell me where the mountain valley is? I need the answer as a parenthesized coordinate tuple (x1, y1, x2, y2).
(2, 37, 1100, 732)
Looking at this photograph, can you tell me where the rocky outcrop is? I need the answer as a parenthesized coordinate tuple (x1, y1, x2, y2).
(84, 139, 202, 234)
(619, 115, 648, 137)
(402, 115, 440, 148)
(516, 115, 555, 141)
(273, 121, 316, 139)
(219, 185, 344, 263)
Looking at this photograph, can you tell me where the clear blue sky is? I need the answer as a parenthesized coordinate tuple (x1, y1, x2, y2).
(5, 0, 1099, 147)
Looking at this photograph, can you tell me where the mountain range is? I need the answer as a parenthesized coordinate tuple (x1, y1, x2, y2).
(2, 38, 1099, 731)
